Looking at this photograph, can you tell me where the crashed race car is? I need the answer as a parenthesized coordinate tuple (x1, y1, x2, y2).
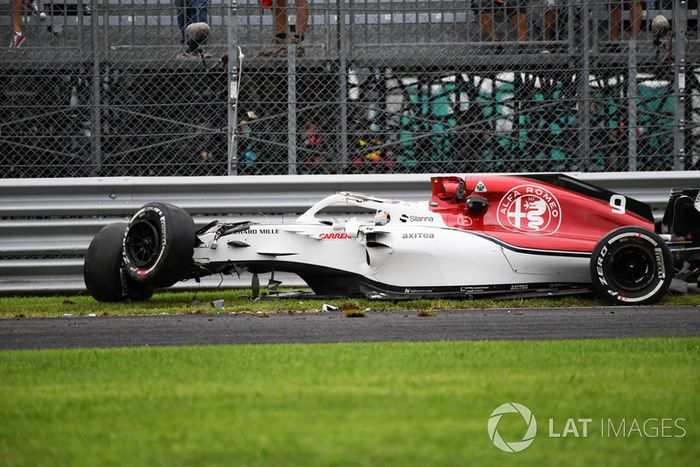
(84, 174, 700, 305)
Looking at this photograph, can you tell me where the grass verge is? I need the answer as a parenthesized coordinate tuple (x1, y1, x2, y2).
(0, 338, 698, 466)
(1, 289, 699, 319)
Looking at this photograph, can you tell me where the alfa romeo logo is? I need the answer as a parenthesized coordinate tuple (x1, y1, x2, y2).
(487, 402, 537, 453)
(497, 185, 562, 235)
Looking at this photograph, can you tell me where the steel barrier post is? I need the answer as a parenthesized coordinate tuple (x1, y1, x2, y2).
(672, 0, 687, 170)
(90, 0, 102, 176)
(578, 2, 591, 170)
(628, 40, 638, 171)
(227, 0, 239, 175)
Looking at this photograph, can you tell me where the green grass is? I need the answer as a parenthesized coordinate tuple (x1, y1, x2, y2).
(1, 289, 699, 319)
(0, 338, 698, 466)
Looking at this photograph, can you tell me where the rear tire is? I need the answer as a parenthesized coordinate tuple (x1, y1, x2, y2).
(123, 202, 195, 288)
(84, 223, 153, 302)
(590, 226, 672, 305)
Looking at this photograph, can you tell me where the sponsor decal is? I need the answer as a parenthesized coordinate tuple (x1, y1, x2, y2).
(400, 214, 434, 223)
(402, 232, 435, 239)
(404, 288, 433, 294)
(232, 228, 278, 235)
(510, 284, 528, 291)
(475, 181, 488, 193)
(497, 184, 562, 235)
(460, 286, 489, 293)
(456, 214, 473, 227)
(319, 232, 351, 240)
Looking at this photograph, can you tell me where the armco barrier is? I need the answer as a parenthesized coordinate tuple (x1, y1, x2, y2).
(1, 172, 698, 294)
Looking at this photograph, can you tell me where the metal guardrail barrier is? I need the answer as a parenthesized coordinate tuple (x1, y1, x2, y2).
(1, 171, 697, 294)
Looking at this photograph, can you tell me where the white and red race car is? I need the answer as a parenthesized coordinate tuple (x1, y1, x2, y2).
(84, 174, 700, 305)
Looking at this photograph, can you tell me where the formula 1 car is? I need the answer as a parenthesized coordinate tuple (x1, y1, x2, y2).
(84, 174, 700, 305)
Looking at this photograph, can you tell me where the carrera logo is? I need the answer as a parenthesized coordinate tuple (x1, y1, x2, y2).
(319, 233, 351, 240)
(497, 185, 562, 235)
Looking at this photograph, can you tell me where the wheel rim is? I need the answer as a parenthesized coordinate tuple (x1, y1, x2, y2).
(125, 220, 160, 268)
(608, 245, 655, 292)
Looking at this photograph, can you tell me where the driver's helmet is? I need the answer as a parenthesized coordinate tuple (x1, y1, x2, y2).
(374, 210, 391, 226)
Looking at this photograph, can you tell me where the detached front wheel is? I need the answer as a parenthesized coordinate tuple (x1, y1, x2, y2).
(84, 223, 153, 302)
(590, 226, 672, 305)
(123, 202, 195, 288)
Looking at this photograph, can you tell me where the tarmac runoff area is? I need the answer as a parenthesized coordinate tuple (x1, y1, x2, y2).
(1, 306, 699, 350)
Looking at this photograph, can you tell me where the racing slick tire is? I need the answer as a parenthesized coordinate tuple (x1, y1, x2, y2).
(84, 223, 153, 302)
(590, 226, 673, 305)
(122, 202, 195, 288)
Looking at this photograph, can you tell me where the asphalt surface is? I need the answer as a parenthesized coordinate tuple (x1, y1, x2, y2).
(1, 306, 699, 350)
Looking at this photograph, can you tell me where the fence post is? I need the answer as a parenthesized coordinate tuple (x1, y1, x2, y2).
(227, 0, 240, 176)
(672, 0, 687, 170)
(90, 0, 102, 176)
(287, 39, 297, 175)
(337, 0, 349, 171)
(578, 2, 591, 170)
(628, 40, 637, 171)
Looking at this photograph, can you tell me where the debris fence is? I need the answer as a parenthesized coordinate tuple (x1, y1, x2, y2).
(0, 0, 698, 177)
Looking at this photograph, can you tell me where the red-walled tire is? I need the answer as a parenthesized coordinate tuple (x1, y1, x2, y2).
(590, 226, 673, 305)
(122, 202, 195, 288)
(84, 223, 153, 302)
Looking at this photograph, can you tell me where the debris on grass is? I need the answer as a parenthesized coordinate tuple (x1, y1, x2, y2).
(88, 313, 97, 317)
(61, 300, 75, 305)
(256, 311, 270, 318)
(322, 303, 339, 312)
(343, 309, 367, 318)
(339, 302, 360, 311)
(211, 299, 225, 309)
(62, 313, 74, 318)
(417, 309, 437, 317)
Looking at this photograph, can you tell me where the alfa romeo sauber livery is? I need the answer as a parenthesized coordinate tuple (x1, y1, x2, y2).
(84, 174, 700, 305)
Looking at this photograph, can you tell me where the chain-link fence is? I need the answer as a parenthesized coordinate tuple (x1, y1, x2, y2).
(0, 0, 698, 178)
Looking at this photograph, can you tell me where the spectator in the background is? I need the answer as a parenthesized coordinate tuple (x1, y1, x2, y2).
(610, 1, 643, 41)
(473, 0, 528, 45)
(175, 0, 209, 56)
(301, 122, 328, 174)
(10, 0, 47, 48)
(541, 1, 556, 41)
(538, 0, 559, 53)
(259, 0, 309, 57)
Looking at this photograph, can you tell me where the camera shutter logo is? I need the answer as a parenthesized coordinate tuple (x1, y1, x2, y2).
(487, 402, 537, 453)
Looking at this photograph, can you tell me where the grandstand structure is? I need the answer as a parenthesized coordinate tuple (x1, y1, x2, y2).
(0, 0, 698, 177)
